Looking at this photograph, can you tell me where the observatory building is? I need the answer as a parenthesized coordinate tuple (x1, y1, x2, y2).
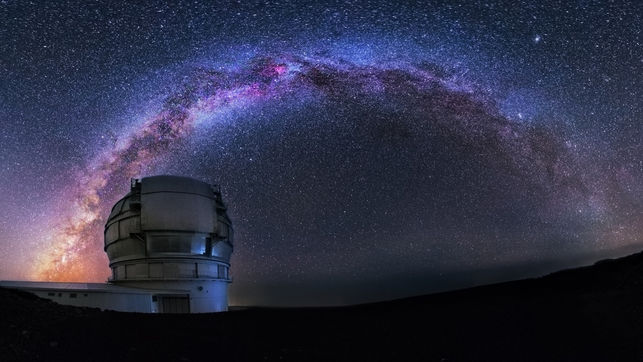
(104, 175, 234, 312)
(0, 175, 234, 313)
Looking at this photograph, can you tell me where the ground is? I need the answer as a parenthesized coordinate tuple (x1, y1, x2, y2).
(3, 251, 643, 361)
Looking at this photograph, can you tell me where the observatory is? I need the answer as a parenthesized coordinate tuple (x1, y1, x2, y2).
(1, 175, 234, 313)
(104, 175, 234, 312)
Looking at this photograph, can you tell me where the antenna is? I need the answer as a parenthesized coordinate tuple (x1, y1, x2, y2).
(130, 178, 140, 190)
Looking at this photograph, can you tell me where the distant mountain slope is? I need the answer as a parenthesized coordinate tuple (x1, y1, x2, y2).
(3, 251, 643, 361)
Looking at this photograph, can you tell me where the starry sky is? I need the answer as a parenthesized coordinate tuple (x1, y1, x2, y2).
(0, 0, 641, 306)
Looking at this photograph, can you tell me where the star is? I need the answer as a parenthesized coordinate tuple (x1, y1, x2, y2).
(0, 0, 639, 305)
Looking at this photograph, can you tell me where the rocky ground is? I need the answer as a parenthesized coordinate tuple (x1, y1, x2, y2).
(3, 251, 643, 361)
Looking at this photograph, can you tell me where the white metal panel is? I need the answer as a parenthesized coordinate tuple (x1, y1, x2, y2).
(141, 192, 215, 233)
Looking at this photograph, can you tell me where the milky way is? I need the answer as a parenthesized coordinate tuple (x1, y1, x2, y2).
(1, 1, 640, 305)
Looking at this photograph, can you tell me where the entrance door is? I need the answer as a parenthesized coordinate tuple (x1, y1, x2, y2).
(157, 294, 190, 313)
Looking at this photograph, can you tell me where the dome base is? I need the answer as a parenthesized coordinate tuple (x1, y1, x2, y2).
(112, 279, 230, 313)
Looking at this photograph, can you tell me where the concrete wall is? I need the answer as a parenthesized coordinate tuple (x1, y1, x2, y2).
(1, 278, 228, 313)
(26, 289, 154, 313)
(115, 280, 229, 312)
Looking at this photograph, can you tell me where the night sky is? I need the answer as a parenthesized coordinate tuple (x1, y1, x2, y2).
(0, 1, 641, 306)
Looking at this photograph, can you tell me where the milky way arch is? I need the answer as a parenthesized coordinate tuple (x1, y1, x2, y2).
(32, 52, 631, 282)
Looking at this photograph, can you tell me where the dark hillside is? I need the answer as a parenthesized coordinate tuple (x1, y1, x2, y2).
(4, 251, 643, 361)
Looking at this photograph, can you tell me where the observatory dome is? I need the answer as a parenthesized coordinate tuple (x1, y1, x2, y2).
(104, 175, 233, 312)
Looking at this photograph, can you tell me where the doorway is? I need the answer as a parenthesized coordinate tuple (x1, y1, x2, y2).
(156, 294, 190, 313)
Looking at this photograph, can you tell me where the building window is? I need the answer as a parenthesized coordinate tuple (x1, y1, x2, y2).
(69, 293, 77, 298)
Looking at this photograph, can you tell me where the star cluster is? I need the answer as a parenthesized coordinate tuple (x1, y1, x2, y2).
(0, 1, 640, 305)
